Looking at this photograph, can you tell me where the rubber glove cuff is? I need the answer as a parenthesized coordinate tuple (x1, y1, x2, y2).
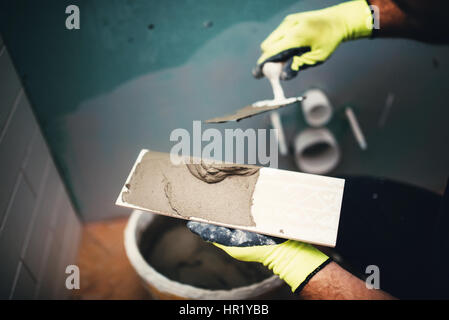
(216, 240, 330, 292)
(331, 0, 374, 41)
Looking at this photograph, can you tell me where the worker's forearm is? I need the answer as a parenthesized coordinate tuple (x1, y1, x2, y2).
(299, 262, 395, 300)
(369, 0, 449, 43)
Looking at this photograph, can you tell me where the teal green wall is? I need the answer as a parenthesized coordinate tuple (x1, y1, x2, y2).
(1, 0, 448, 221)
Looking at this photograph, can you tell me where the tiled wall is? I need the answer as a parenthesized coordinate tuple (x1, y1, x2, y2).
(0, 36, 82, 299)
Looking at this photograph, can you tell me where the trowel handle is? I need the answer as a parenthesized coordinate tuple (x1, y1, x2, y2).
(263, 62, 286, 100)
(263, 62, 288, 156)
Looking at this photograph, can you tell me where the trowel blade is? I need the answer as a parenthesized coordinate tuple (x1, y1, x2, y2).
(205, 96, 305, 124)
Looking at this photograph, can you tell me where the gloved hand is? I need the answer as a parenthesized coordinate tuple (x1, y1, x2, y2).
(187, 221, 331, 293)
(253, 0, 373, 80)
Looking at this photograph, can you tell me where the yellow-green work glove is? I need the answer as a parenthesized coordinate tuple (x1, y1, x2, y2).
(253, 0, 374, 80)
(187, 221, 331, 293)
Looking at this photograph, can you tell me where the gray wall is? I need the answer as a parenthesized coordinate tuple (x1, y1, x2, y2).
(1, 0, 448, 222)
(0, 38, 82, 299)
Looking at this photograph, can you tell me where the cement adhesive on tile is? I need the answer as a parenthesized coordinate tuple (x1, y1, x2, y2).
(122, 151, 260, 226)
(186, 159, 259, 183)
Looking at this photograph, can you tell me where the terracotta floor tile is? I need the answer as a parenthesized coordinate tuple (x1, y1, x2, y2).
(72, 218, 151, 300)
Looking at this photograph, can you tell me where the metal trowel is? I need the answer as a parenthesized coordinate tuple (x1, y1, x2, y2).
(206, 62, 304, 156)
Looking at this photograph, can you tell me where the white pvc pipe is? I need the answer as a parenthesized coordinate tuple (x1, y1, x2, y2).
(269, 112, 288, 156)
(301, 89, 333, 127)
(345, 107, 367, 150)
(293, 128, 340, 175)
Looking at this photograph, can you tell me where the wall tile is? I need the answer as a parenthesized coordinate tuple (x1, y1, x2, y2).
(0, 245, 19, 299)
(54, 203, 81, 299)
(36, 195, 70, 299)
(22, 128, 49, 195)
(22, 164, 63, 278)
(0, 92, 35, 223)
(0, 175, 35, 299)
(0, 41, 82, 300)
(0, 49, 22, 133)
(11, 262, 36, 300)
(33, 229, 53, 299)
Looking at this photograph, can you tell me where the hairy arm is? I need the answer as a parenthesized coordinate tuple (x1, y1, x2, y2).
(370, 0, 449, 43)
(299, 262, 395, 299)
